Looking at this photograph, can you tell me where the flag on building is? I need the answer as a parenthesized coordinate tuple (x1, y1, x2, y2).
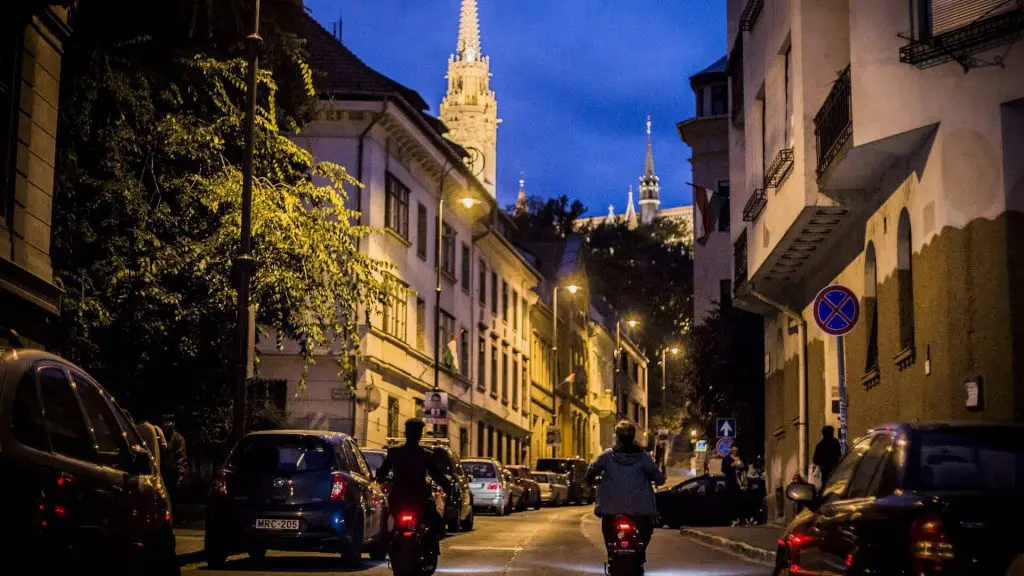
(445, 335, 460, 373)
(693, 184, 714, 241)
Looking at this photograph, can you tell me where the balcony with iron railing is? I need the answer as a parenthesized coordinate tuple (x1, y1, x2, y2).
(742, 188, 767, 222)
(900, 0, 1024, 71)
(739, 0, 764, 31)
(814, 65, 852, 181)
(733, 229, 748, 285)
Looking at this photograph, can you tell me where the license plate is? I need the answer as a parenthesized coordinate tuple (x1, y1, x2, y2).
(254, 518, 300, 530)
(471, 483, 484, 489)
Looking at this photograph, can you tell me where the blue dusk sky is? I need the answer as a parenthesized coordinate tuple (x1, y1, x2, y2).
(306, 1, 726, 217)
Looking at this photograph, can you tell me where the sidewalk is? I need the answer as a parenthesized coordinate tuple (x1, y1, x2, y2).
(175, 528, 206, 566)
(678, 524, 780, 566)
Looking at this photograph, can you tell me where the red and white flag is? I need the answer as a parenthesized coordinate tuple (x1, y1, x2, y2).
(693, 184, 714, 241)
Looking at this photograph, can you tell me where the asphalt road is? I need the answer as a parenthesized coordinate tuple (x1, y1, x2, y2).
(180, 504, 771, 575)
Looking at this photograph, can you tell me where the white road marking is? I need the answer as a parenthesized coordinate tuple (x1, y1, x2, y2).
(450, 546, 525, 552)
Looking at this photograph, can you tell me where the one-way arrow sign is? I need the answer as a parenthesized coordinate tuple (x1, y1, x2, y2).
(717, 418, 737, 439)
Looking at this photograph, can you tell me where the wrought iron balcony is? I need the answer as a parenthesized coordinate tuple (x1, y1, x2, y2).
(739, 0, 764, 31)
(742, 188, 767, 222)
(900, 2, 1024, 70)
(765, 148, 794, 189)
(734, 229, 748, 285)
(814, 65, 852, 180)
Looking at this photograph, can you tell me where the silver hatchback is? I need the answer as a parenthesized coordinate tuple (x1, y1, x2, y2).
(461, 459, 512, 516)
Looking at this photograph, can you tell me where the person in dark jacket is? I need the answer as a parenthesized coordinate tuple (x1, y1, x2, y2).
(586, 421, 665, 564)
(377, 418, 450, 558)
(160, 414, 187, 500)
(812, 425, 842, 484)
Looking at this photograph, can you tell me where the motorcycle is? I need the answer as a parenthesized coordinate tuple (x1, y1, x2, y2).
(388, 510, 438, 576)
(604, 515, 647, 576)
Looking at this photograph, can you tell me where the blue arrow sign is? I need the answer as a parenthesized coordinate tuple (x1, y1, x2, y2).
(813, 285, 860, 336)
(717, 418, 737, 438)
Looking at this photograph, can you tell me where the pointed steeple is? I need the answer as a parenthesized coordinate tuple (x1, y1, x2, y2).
(638, 114, 660, 225)
(605, 204, 616, 226)
(515, 176, 528, 216)
(456, 0, 481, 62)
(625, 186, 638, 230)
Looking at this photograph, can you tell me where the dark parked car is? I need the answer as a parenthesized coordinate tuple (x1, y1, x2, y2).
(0, 349, 177, 575)
(777, 423, 1024, 576)
(655, 474, 766, 528)
(507, 465, 542, 510)
(205, 430, 388, 568)
(536, 457, 594, 503)
(378, 439, 474, 532)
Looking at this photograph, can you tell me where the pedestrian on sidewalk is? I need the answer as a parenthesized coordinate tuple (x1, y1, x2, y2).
(160, 414, 188, 504)
(812, 425, 842, 486)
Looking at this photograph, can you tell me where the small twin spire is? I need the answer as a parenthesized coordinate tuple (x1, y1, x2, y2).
(643, 113, 656, 178)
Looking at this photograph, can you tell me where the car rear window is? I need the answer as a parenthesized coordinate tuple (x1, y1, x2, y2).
(230, 436, 334, 474)
(462, 461, 497, 478)
(533, 473, 550, 483)
(912, 429, 1024, 492)
(536, 459, 571, 473)
(363, 451, 385, 473)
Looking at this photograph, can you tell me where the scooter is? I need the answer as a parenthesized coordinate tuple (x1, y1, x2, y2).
(604, 515, 646, 576)
(388, 510, 438, 576)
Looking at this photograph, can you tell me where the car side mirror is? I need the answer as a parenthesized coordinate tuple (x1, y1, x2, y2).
(785, 482, 818, 506)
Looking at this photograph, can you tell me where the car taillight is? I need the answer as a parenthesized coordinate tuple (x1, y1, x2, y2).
(910, 513, 954, 573)
(783, 532, 814, 572)
(213, 470, 229, 496)
(487, 482, 499, 491)
(330, 472, 347, 501)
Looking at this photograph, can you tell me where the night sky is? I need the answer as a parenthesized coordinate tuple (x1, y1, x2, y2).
(306, 1, 726, 217)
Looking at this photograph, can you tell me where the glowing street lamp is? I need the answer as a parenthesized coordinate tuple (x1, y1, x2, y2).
(459, 196, 481, 209)
(565, 284, 580, 295)
(627, 319, 639, 329)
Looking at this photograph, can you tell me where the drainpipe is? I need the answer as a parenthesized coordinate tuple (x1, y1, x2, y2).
(750, 289, 809, 479)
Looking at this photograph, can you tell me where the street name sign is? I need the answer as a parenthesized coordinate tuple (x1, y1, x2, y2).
(813, 285, 860, 336)
(716, 418, 737, 438)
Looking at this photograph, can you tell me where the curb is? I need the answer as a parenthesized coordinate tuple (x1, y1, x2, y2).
(679, 527, 776, 567)
(177, 549, 205, 567)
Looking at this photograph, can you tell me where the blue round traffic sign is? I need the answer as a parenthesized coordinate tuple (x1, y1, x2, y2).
(716, 437, 734, 458)
(813, 285, 860, 336)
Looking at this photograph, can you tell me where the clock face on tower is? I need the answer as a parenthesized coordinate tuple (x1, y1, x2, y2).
(465, 146, 485, 177)
(464, 47, 476, 62)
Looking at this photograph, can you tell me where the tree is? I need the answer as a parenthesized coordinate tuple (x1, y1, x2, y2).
(52, 0, 386, 444)
(508, 194, 586, 244)
(680, 307, 765, 458)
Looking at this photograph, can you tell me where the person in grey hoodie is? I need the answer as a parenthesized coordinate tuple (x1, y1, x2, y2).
(586, 420, 666, 563)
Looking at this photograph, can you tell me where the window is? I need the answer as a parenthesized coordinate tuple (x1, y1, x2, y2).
(442, 223, 456, 277)
(717, 181, 731, 231)
(387, 397, 400, 438)
(897, 210, 915, 351)
(440, 310, 456, 369)
(478, 260, 487, 306)
(37, 368, 93, 462)
(1, 27, 23, 222)
(820, 436, 873, 503)
(477, 421, 485, 457)
(521, 363, 529, 414)
(502, 346, 510, 403)
(915, 0, 1019, 39)
(350, 440, 371, 477)
(784, 44, 793, 147)
(512, 355, 520, 409)
(521, 295, 528, 333)
(461, 243, 471, 292)
(12, 373, 47, 450)
(912, 428, 1024, 492)
(73, 373, 125, 466)
(491, 272, 498, 315)
(382, 277, 408, 341)
(416, 298, 426, 351)
(416, 202, 428, 259)
(512, 289, 519, 331)
(720, 279, 732, 308)
(384, 172, 410, 239)
(864, 242, 879, 371)
(847, 434, 896, 499)
(459, 328, 470, 377)
(696, 86, 705, 117)
(487, 425, 495, 457)
(477, 335, 487, 390)
(459, 427, 469, 458)
(711, 84, 728, 116)
(502, 280, 509, 322)
(490, 343, 499, 397)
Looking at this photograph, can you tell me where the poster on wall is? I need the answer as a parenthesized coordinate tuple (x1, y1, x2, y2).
(424, 391, 448, 425)
(545, 426, 561, 447)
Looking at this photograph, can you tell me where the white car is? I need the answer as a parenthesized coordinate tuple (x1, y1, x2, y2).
(531, 471, 569, 506)
(462, 458, 514, 515)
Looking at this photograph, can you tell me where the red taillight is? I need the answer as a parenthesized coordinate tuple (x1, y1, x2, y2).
(330, 472, 347, 502)
(380, 482, 391, 494)
(165, 510, 172, 523)
(615, 517, 635, 533)
(487, 482, 499, 491)
(910, 513, 954, 573)
(56, 473, 74, 488)
(213, 470, 229, 496)
(398, 513, 416, 528)
(783, 533, 814, 570)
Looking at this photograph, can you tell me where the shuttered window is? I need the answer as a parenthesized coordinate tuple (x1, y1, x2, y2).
(1, 24, 23, 222)
(926, 0, 1020, 37)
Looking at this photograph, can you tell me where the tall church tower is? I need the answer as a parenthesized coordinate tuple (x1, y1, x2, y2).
(638, 115, 661, 224)
(440, 0, 500, 196)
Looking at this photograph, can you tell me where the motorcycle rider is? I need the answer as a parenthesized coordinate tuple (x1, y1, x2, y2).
(586, 420, 666, 565)
(376, 418, 450, 558)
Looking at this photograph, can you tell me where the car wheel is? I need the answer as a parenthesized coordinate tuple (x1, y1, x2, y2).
(504, 499, 513, 515)
(204, 532, 229, 569)
(368, 534, 388, 562)
(340, 519, 364, 568)
(460, 508, 474, 532)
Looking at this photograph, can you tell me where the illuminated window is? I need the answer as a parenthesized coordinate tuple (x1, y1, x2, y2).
(385, 173, 410, 239)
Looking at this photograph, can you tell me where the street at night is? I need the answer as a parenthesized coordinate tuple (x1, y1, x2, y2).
(179, 505, 770, 576)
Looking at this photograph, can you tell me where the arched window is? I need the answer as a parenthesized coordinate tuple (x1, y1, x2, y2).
(864, 242, 879, 370)
(896, 210, 915, 351)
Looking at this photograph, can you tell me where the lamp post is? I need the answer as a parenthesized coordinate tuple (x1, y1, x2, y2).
(614, 317, 640, 419)
(233, 0, 263, 442)
(661, 346, 680, 418)
(551, 282, 579, 457)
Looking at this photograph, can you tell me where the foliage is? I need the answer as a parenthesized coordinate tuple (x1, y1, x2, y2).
(680, 306, 765, 456)
(52, 0, 386, 443)
(508, 194, 587, 244)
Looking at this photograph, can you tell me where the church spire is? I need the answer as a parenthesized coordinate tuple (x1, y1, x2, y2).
(515, 175, 528, 216)
(625, 185, 638, 230)
(456, 0, 481, 62)
(638, 114, 660, 225)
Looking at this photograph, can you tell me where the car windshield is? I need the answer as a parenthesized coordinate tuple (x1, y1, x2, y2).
(912, 428, 1024, 492)
(462, 461, 497, 478)
(363, 451, 385, 473)
(230, 436, 332, 474)
(532, 473, 550, 483)
(536, 459, 571, 473)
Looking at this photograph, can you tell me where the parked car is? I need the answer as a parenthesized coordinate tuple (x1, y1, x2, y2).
(429, 443, 475, 532)
(462, 458, 514, 515)
(369, 446, 447, 523)
(777, 423, 1024, 576)
(655, 474, 766, 528)
(362, 448, 386, 477)
(206, 430, 388, 568)
(535, 457, 594, 503)
(0, 349, 178, 575)
(501, 467, 525, 512)
(531, 470, 569, 506)
(507, 465, 542, 510)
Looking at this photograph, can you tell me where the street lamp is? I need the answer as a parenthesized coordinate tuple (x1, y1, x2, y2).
(660, 345, 681, 419)
(551, 282, 580, 457)
(689, 428, 698, 438)
(627, 319, 639, 329)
